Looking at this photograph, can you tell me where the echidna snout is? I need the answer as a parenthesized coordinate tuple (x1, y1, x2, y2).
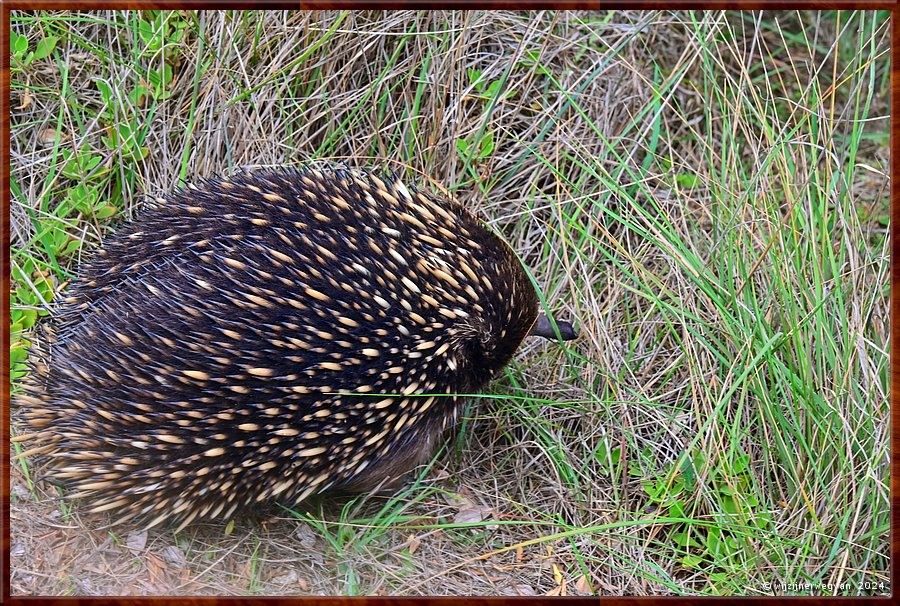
(14, 167, 574, 531)
(530, 314, 577, 341)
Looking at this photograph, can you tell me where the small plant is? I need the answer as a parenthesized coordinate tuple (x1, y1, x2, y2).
(456, 68, 507, 165)
(466, 67, 507, 100)
(514, 49, 552, 77)
(640, 450, 774, 591)
(10, 30, 57, 68)
(102, 121, 150, 164)
(10, 259, 55, 381)
(136, 10, 189, 60)
(456, 130, 494, 162)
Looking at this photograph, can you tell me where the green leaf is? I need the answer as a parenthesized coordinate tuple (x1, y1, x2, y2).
(148, 64, 174, 99)
(672, 530, 701, 549)
(59, 238, 82, 259)
(485, 79, 503, 97)
(13, 308, 37, 330)
(675, 173, 700, 188)
(679, 456, 696, 491)
(732, 453, 750, 474)
(594, 444, 622, 472)
(10, 343, 31, 381)
(128, 84, 149, 107)
(640, 479, 665, 501)
(11, 344, 29, 363)
(16, 258, 36, 281)
(16, 285, 38, 305)
(32, 36, 58, 61)
(25, 276, 54, 306)
(66, 184, 99, 214)
(96, 80, 114, 107)
(720, 495, 739, 515)
(467, 68, 483, 89)
(752, 511, 773, 529)
(706, 527, 721, 555)
(609, 446, 621, 465)
(724, 536, 741, 555)
(93, 205, 118, 220)
(11, 31, 28, 58)
(62, 150, 105, 181)
(478, 131, 494, 157)
(138, 20, 156, 46)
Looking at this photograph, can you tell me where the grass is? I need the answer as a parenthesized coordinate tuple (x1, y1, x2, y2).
(8, 9, 889, 596)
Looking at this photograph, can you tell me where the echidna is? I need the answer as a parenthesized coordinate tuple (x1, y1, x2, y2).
(14, 167, 575, 531)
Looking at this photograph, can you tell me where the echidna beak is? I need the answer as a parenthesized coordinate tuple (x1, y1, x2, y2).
(530, 313, 577, 341)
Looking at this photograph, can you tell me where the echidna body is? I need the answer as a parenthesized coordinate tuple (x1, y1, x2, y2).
(16, 168, 572, 530)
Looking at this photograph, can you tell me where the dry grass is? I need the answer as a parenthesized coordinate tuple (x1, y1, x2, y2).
(9, 10, 889, 596)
